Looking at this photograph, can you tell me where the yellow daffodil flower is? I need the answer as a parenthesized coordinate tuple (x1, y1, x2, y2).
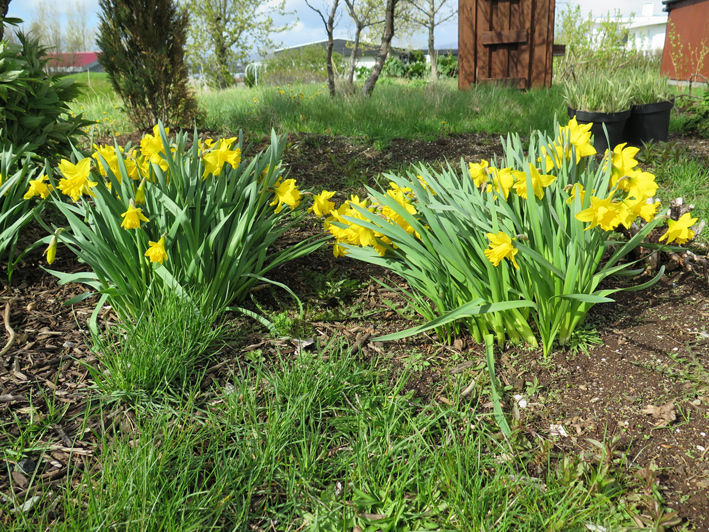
(488, 167, 515, 200)
(628, 197, 660, 223)
(309, 190, 336, 218)
(484, 231, 519, 269)
(24, 174, 53, 200)
(623, 169, 658, 201)
(468, 160, 490, 187)
(202, 137, 240, 178)
(145, 237, 168, 263)
(92, 143, 123, 179)
(513, 163, 556, 200)
(659, 212, 697, 245)
(608, 143, 640, 187)
(565, 183, 586, 206)
(140, 125, 170, 172)
(557, 117, 596, 162)
(575, 196, 620, 231)
(539, 142, 566, 171)
(270, 178, 301, 213)
(120, 200, 149, 230)
(382, 186, 417, 234)
(57, 158, 97, 202)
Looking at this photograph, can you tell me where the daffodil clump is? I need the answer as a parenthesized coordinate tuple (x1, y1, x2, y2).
(41, 124, 323, 320)
(317, 117, 696, 355)
(0, 141, 48, 279)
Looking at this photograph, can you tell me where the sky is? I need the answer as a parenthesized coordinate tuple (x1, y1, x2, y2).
(6, 0, 667, 52)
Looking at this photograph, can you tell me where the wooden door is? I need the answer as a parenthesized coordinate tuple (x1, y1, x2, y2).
(459, 0, 555, 89)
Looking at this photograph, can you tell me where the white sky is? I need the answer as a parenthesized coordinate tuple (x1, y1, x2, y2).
(6, 0, 667, 52)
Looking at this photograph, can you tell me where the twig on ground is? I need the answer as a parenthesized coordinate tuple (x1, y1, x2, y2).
(0, 299, 16, 358)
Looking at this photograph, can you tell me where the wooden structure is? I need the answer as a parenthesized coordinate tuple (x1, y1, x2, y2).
(660, 0, 709, 82)
(458, 0, 556, 89)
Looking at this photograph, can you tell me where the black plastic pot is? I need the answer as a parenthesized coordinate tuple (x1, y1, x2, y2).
(626, 100, 673, 144)
(567, 107, 631, 153)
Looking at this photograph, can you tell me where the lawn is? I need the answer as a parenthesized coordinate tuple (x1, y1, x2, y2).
(2, 78, 708, 531)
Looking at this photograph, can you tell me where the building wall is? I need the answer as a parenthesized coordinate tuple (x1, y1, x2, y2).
(661, 0, 709, 81)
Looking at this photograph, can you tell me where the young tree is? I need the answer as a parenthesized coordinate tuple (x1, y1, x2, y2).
(406, 0, 457, 80)
(305, 0, 340, 97)
(362, 0, 399, 96)
(97, 0, 198, 129)
(183, 0, 292, 89)
(343, 0, 382, 84)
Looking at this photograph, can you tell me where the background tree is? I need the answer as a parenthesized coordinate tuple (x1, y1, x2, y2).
(362, 0, 399, 96)
(343, 0, 382, 84)
(183, 0, 292, 89)
(65, 0, 91, 52)
(97, 0, 198, 129)
(305, 0, 340, 97)
(405, 0, 457, 80)
(28, 1, 63, 52)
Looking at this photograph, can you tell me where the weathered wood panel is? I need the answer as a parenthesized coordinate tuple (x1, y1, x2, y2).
(458, 0, 556, 90)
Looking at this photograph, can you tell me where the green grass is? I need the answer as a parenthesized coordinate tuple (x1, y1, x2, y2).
(199, 79, 567, 145)
(636, 140, 709, 238)
(2, 341, 640, 531)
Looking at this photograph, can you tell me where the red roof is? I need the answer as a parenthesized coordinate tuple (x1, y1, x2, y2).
(46, 52, 100, 68)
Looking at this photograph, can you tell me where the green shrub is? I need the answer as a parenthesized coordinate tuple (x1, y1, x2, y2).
(382, 56, 407, 78)
(680, 93, 709, 137)
(438, 53, 458, 78)
(96, 0, 199, 130)
(0, 34, 91, 161)
(43, 125, 324, 322)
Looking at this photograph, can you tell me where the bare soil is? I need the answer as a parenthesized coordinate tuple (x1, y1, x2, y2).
(1, 131, 708, 529)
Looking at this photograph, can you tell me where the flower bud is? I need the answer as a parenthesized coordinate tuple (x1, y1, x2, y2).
(45, 235, 57, 265)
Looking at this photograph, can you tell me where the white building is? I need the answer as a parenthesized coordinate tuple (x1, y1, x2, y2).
(593, 3, 668, 52)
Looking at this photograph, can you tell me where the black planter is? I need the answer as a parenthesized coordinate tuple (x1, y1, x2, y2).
(567, 107, 631, 153)
(626, 100, 673, 144)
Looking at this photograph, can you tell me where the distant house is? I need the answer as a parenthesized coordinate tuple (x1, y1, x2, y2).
(273, 38, 382, 70)
(273, 38, 458, 71)
(46, 52, 103, 73)
(591, 3, 668, 53)
(660, 0, 709, 82)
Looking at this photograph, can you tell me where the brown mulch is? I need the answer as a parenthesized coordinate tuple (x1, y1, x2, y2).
(2, 130, 709, 529)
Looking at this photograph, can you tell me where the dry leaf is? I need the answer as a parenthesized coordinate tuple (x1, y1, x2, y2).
(641, 401, 676, 426)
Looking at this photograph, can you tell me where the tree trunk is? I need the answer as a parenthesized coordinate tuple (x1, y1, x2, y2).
(347, 24, 362, 84)
(1, 0, 12, 42)
(325, 0, 339, 98)
(428, 11, 438, 80)
(362, 0, 398, 97)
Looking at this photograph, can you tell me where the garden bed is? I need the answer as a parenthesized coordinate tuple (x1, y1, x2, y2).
(2, 130, 708, 530)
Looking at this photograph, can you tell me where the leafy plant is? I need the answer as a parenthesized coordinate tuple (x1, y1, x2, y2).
(96, 0, 199, 129)
(320, 118, 671, 355)
(42, 124, 325, 322)
(0, 34, 92, 161)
